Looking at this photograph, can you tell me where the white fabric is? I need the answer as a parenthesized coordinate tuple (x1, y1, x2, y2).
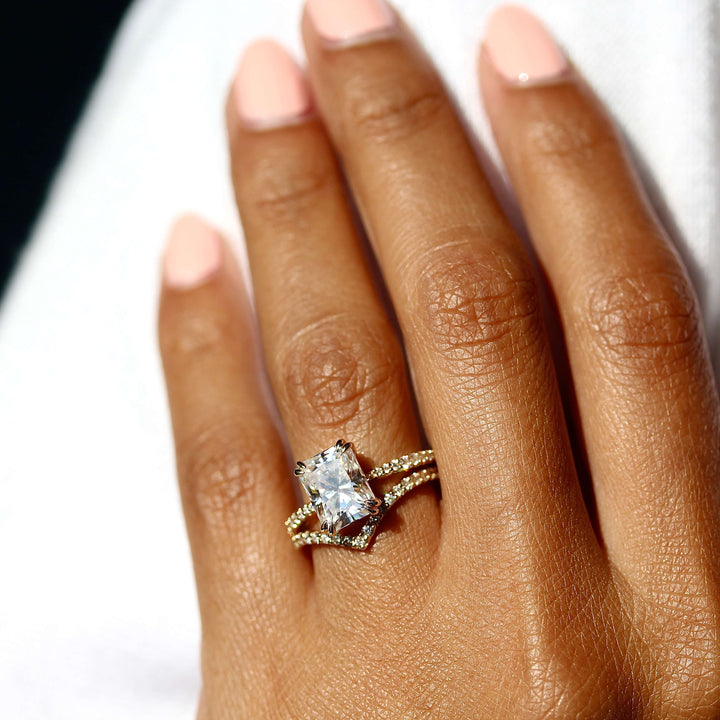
(1, 0, 718, 716)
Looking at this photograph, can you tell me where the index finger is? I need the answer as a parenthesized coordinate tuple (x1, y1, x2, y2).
(479, 4, 720, 617)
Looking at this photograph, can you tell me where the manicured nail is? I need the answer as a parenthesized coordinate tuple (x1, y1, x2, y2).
(234, 40, 311, 129)
(306, 0, 395, 45)
(163, 215, 222, 289)
(484, 5, 568, 86)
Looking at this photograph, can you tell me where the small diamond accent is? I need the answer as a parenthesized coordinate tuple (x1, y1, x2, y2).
(366, 449, 435, 480)
(296, 441, 379, 536)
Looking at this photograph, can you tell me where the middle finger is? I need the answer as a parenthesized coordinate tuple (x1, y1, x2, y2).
(302, 1, 601, 581)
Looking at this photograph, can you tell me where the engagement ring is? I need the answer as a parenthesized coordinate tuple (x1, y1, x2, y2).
(286, 440, 438, 550)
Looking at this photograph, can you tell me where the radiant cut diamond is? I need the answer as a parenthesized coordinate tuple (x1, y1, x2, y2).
(297, 441, 379, 535)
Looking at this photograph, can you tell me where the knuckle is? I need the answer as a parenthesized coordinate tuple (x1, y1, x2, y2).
(522, 104, 618, 169)
(415, 241, 543, 369)
(161, 307, 237, 360)
(343, 72, 445, 143)
(177, 416, 271, 524)
(280, 316, 402, 435)
(653, 590, 720, 714)
(584, 269, 701, 371)
(510, 597, 632, 720)
(249, 151, 333, 226)
(657, 639, 720, 716)
(515, 649, 629, 720)
(666, 643, 720, 716)
(521, 682, 621, 720)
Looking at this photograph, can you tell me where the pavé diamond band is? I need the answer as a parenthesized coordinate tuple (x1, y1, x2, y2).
(285, 440, 438, 550)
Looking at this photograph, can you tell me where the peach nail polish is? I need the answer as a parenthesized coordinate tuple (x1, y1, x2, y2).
(234, 40, 311, 128)
(306, 0, 395, 45)
(163, 215, 222, 289)
(484, 5, 568, 85)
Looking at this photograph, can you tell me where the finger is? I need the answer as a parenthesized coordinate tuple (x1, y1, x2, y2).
(226, 40, 441, 601)
(479, 6, 720, 608)
(300, 1, 601, 587)
(158, 216, 307, 699)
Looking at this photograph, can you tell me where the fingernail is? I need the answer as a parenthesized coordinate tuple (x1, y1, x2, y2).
(484, 5, 568, 86)
(234, 39, 311, 129)
(163, 215, 222, 289)
(306, 0, 395, 45)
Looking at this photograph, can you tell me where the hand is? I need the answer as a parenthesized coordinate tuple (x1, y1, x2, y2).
(158, 3, 720, 718)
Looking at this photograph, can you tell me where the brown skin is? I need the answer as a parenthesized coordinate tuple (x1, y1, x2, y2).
(158, 7, 720, 719)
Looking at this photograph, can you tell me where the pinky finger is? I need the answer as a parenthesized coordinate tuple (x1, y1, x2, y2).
(158, 216, 308, 700)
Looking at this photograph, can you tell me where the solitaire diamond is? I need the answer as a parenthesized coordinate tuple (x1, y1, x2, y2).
(296, 441, 380, 535)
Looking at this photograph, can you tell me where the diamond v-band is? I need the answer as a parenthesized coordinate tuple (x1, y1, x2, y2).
(285, 440, 438, 550)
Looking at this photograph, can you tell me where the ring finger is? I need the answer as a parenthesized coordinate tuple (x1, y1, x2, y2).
(226, 40, 441, 604)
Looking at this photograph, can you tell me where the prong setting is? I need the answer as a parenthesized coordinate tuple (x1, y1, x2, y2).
(294, 441, 377, 536)
(365, 497, 383, 517)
